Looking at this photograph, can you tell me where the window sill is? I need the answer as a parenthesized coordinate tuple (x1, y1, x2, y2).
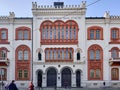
(0, 41, 10, 44)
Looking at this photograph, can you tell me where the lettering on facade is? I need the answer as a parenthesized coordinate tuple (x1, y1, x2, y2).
(38, 17, 81, 20)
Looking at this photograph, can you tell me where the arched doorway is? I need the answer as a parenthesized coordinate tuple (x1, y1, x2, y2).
(76, 70, 81, 87)
(47, 68, 57, 87)
(37, 70, 42, 87)
(61, 68, 71, 87)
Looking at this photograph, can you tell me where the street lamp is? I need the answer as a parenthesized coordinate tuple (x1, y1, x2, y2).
(0, 68, 4, 90)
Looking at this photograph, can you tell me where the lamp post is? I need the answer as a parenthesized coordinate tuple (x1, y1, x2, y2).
(0, 68, 4, 90)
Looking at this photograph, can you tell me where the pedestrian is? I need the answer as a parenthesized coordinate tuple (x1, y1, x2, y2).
(9, 80, 18, 90)
(4, 81, 10, 90)
(103, 81, 105, 87)
(29, 81, 34, 90)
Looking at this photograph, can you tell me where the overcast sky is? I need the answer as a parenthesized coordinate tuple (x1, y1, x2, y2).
(0, 0, 120, 17)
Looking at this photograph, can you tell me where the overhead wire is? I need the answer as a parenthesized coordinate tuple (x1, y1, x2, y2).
(62, 0, 102, 18)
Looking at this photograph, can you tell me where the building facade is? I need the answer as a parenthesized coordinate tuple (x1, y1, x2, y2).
(0, 1, 120, 88)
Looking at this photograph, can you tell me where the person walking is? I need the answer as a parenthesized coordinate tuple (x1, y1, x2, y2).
(8, 80, 18, 90)
(4, 81, 10, 90)
(29, 81, 34, 90)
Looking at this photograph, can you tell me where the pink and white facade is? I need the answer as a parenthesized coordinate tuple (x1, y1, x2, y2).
(0, 1, 120, 88)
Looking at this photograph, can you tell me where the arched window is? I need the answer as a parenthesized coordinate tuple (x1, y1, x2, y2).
(110, 47, 119, 59)
(16, 27, 31, 40)
(88, 44, 103, 80)
(40, 20, 79, 45)
(77, 52, 80, 60)
(87, 26, 103, 40)
(111, 28, 119, 39)
(0, 47, 9, 60)
(38, 52, 41, 60)
(0, 28, 8, 40)
(0, 50, 6, 60)
(15, 45, 30, 80)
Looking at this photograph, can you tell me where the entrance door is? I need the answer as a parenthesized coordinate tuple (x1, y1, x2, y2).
(38, 71, 42, 87)
(61, 68, 71, 87)
(76, 70, 81, 87)
(47, 68, 57, 87)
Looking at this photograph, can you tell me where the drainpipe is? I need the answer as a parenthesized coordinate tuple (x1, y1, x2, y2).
(31, 18, 33, 82)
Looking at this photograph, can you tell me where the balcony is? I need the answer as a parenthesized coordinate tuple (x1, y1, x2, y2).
(0, 57, 9, 66)
(109, 58, 120, 66)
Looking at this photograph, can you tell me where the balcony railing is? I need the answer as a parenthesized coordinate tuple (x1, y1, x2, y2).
(109, 57, 120, 61)
(109, 57, 120, 66)
(0, 57, 9, 66)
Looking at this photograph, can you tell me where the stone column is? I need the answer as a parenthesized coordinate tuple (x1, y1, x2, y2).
(42, 73, 46, 87)
(57, 73, 61, 87)
(72, 73, 76, 87)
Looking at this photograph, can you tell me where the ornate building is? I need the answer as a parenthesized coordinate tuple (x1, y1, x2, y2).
(0, 1, 120, 88)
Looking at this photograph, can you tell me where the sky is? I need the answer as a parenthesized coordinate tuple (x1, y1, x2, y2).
(0, 0, 120, 17)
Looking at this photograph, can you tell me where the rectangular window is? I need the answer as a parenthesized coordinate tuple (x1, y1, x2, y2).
(90, 69, 94, 78)
(50, 29, 52, 39)
(46, 29, 48, 39)
(42, 29, 45, 39)
(24, 70, 28, 78)
(58, 50, 60, 59)
(1, 30, 7, 39)
(66, 50, 68, 59)
(54, 50, 56, 60)
(96, 69, 100, 78)
(112, 30, 118, 39)
(62, 50, 64, 60)
(70, 27, 72, 39)
(24, 30, 29, 39)
(1, 50, 6, 60)
(24, 50, 28, 60)
(111, 50, 117, 59)
(74, 27, 76, 39)
(66, 27, 68, 39)
(18, 31, 22, 39)
(58, 29, 60, 39)
(62, 27, 64, 39)
(54, 28, 56, 39)
(18, 70, 22, 78)
(90, 50, 94, 60)
(50, 50, 53, 60)
(90, 30, 94, 39)
(46, 50, 49, 60)
(96, 50, 100, 60)
(96, 30, 100, 39)
(18, 51, 23, 60)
